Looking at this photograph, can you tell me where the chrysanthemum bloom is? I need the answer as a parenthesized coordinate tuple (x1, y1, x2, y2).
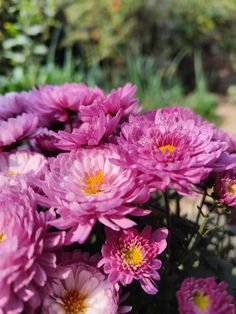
(0, 92, 25, 120)
(38, 145, 150, 244)
(214, 170, 236, 207)
(42, 251, 131, 314)
(176, 277, 235, 314)
(55, 83, 140, 151)
(0, 183, 68, 313)
(119, 106, 227, 195)
(19, 83, 103, 126)
(0, 113, 38, 149)
(98, 226, 168, 295)
(0, 151, 47, 180)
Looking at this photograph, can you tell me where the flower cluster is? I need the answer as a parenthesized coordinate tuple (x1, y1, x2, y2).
(0, 82, 235, 313)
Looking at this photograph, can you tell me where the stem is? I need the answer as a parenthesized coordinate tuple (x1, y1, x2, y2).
(187, 190, 207, 246)
(176, 193, 180, 217)
(163, 190, 172, 314)
(190, 211, 210, 252)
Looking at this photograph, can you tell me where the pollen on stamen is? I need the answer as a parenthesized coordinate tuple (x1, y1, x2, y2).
(60, 289, 87, 314)
(123, 246, 143, 266)
(9, 169, 16, 176)
(83, 171, 105, 195)
(227, 183, 236, 195)
(193, 292, 209, 311)
(0, 231, 5, 243)
(159, 144, 175, 154)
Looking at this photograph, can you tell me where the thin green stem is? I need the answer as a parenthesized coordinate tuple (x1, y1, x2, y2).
(190, 211, 210, 252)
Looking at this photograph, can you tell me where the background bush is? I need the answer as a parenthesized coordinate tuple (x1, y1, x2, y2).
(1, 0, 236, 121)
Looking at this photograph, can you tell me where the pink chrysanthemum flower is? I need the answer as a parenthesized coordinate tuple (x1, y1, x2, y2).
(119, 106, 227, 195)
(214, 170, 236, 207)
(0, 113, 38, 148)
(38, 145, 150, 244)
(0, 92, 25, 120)
(0, 151, 47, 180)
(19, 83, 103, 126)
(54, 83, 140, 151)
(176, 277, 235, 314)
(42, 251, 131, 314)
(0, 183, 68, 313)
(98, 226, 168, 295)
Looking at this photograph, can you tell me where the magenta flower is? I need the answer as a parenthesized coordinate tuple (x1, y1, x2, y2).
(119, 106, 227, 195)
(19, 83, 103, 126)
(38, 145, 150, 244)
(0, 183, 68, 313)
(0, 92, 25, 120)
(176, 277, 235, 314)
(54, 83, 140, 150)
(0, 151, 47, 180)
(55, 112, 108, 150)
(42, 251, 131, 314)
(214, 170, 236, 207)
(98, 226, 168, 295)
(0, 113, 38, 148)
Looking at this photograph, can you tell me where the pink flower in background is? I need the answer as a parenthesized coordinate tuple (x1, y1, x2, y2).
(0, 183, 68, 313)
(38, 145, 150, 244)
(32, 128, 61, 154)
(79, 83, 140, 122)
(54, 83, 140, 150)
(0, 92, 25, 120)
(214, 170, 236, 207)
(98, 226, 168, 295)
(19, 83, 104, 126)
(176, 277, 235, 314)
(0, 113, 38, 148)
(42, 251, 131, 314)
(0, 151, 47, 180)
(119, 106, 227, 195)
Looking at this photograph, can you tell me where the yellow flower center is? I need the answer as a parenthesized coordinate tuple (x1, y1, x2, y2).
(61, 290, 87, 314)
(193, 292, 209, 311)
(123, 246, 143, 266)
(228, 183, 236, 195)
(159, 144, 175, 154)
(0, 231, 5, 243)
(83, 171, 105, 195)
(9, 169, 16, 176)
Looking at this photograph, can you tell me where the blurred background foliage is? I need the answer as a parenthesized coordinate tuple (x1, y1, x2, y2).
(1, 0, 236, 121)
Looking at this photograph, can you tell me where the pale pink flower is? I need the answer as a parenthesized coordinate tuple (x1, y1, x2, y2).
(38, 145, 150, 244)
(0, 151, 47, 180)
(0, 113, 38, 149)
(42, 251, 131, 314)
(0, 183, 68, 313)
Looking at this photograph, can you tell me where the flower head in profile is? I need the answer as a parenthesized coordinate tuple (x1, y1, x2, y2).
(19, 83, 104, 126)
(0, 113, 38, 149)
(0, 183, 67, 313)
(119, 106, 227, 195)
(214, 170, 236, 207)
(0, 151, 47, 182)
(42, 251, 131, 314)
(98, 226, 168, 295)
(0, 91, 24, 120)
(176, 277, 235, 314)
(39, 145, 150, 244)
